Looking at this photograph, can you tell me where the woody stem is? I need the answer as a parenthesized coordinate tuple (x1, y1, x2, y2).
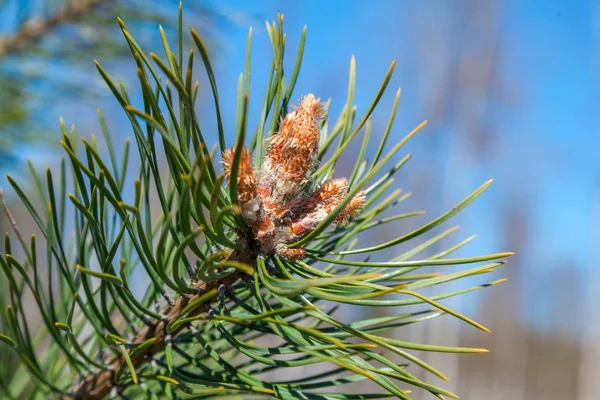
(67, 247, 254, 400)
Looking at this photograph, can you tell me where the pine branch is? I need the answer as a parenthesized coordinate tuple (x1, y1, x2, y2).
(0, 8, 510, 400)
(0, 0, 113, 57)
(68, 249, 252, 400)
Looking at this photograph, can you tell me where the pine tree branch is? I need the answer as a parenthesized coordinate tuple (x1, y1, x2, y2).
(0, 0, 113, 57)
(0, 11, 508, 398)
(67, 248, 254, 400)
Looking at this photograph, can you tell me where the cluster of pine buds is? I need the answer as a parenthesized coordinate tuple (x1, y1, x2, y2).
(222, 94, 366, 259)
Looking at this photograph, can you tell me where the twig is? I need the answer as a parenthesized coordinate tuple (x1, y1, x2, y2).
(0, 0, 113, 57)
(67, 247, 254, 400)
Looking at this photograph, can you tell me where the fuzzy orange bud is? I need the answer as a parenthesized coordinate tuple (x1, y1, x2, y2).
(275, 246, 306, 260)
(260, 94, 325, 222)
(266, 94, 324, 180)
(222, 145, 257, 204)
(219, 94, 366, 260)
(334, 191, 367, 225)
(291, 178, 348, 219)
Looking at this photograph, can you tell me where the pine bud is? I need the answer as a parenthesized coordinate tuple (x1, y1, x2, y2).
(222, 94, 366, 259)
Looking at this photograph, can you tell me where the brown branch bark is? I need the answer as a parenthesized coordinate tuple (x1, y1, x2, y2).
(0, 0, 113, 57)
(67, 248, 255, 400)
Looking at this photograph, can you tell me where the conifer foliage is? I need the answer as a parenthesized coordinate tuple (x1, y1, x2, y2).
(0, 6, 511, 400)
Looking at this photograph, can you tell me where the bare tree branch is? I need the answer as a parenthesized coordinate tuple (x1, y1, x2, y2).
(0, 0, 113, 57)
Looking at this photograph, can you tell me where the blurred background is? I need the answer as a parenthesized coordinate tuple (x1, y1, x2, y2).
(0, 0, 597, 399)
